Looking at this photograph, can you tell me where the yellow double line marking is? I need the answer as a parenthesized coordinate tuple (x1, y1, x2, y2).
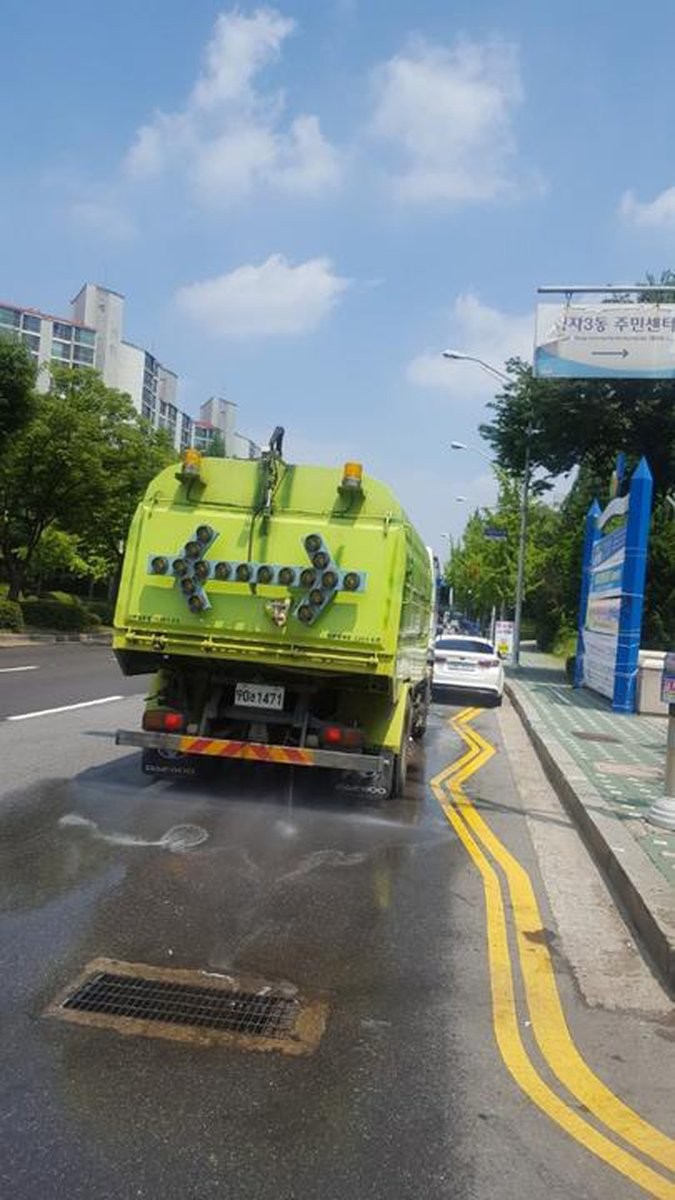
(431, 707, 675, 1199)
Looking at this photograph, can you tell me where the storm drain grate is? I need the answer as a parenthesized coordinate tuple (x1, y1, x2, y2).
(572, 730, 622, 744)
(46, 958, 327, 1056)
(63, 972, 298, 1038)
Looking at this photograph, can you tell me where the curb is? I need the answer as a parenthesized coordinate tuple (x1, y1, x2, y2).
(0, 632, 113, 648)
(507, 678, 675, 995)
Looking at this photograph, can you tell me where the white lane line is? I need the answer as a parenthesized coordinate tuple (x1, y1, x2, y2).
(0, 665, 39, 674)
(7, 695, 125, 722)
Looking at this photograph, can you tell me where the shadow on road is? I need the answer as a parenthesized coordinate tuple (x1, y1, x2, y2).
(432, 688, 502, 709)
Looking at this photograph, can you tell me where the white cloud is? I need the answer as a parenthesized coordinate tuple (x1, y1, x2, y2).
(407, 293, 533, 401)
(71, 199, 137, 240)
(272, 115, 342, 194)
(175, 254, 350, 338)
(123, 7, 341, 204)
(620, 187, 675, 229)
(369, 36, 526, 204)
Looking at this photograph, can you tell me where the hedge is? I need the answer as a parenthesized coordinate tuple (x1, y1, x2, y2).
(43, 590, 84, 607)
(85, 600, 115, 625)
(0, 599, 24, 632)
(20, 598, 93, 631)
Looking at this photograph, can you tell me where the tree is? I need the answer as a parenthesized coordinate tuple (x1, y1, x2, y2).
(481, 274, 675, 500)
(0, 335, 37, 455)
(0, 367, 176, 601)
(477, 276, 675, 651)
(78, 378, 176, 585)
(209, 430, 226, 457)
(447, 471, 576, 649)
(23, 528, 90, 593)
(0, 383, 107, 600)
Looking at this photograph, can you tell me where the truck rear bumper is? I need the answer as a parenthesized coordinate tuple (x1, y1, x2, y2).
(115, 729, 386, 774)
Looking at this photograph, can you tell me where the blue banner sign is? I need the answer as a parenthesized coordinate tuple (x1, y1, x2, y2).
(575, 460, 652, 712)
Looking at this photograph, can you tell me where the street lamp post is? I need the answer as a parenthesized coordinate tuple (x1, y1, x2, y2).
(444, 350, 531, 668)
(443, 350, 511, 386)
(511, 422, 532, 669)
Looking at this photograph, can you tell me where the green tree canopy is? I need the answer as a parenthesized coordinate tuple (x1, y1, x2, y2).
(0, 335, 37, 455)
(0, 367, 176, 600)
(480, 359, 675, 500)
(447, 473, 569, 642)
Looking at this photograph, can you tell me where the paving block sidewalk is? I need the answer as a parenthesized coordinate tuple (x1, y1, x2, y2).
(507, 649, 675, 991)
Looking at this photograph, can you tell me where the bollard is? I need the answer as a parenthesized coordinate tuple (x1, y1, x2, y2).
(647, 700, 675, 830)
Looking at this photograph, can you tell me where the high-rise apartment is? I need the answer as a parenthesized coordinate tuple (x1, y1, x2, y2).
(0, 283, 259, 458)
(71, 283, 184, 445)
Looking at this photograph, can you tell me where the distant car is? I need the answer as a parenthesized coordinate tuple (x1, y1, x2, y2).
(432, 635, 504, 705)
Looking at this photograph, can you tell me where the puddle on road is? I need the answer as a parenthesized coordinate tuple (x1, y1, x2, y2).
(58, 813, 209, 853)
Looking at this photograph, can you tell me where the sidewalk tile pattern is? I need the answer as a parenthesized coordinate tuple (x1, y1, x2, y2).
(514, 654, 675, 887)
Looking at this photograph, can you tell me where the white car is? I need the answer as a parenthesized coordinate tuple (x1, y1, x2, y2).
(432, 635, 505, 705)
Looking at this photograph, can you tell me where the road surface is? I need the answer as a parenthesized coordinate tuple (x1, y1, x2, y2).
(1, 644, 673, 1199)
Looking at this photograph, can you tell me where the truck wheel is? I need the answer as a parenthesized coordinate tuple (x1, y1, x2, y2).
(389, 702, 412, 799)
(411, 678, 431, 741)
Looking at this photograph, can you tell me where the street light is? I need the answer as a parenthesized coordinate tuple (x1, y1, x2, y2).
(442, 350, 510, 386)
(450, 439, 494, 464)
(444, 350, 531, 668)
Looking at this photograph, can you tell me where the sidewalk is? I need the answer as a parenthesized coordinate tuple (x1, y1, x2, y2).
(507, 648, 675, 992)
(0, 631, 113, 647)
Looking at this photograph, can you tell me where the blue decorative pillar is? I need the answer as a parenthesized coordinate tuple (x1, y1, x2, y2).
(574, 499, 602, 688)
(613, 458, 653, 712)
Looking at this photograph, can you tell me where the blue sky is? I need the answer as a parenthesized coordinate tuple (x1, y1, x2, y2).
(3, 0, 675, 550)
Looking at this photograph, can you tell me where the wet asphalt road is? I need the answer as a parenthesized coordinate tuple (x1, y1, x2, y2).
(0, 645, 673, 1199)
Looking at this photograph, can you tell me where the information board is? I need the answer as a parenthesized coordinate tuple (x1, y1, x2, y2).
(575, 459, 652, 712)
(535, 303, 675, 379)
(495, 620, 514, 663)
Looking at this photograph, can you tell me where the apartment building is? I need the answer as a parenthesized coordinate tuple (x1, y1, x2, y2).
(0, 283, 258, 459)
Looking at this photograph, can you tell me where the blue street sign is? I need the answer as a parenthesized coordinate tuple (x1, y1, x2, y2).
(575, 458, 653, 712)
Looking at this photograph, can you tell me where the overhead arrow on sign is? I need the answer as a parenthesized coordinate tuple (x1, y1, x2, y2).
(591, 349, 629, 359)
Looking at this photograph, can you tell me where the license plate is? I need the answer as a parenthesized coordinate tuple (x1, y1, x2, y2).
(446, 660, 475, 671)
(234, 683, 285, 711)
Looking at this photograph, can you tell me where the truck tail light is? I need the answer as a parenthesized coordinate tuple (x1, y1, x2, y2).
(319, 724, 364, 750)
(143, 710, 186, 733)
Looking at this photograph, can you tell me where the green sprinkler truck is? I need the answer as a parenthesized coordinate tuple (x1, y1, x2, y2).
(114, 430, 434, 797)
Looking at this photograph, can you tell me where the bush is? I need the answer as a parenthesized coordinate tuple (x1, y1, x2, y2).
(0, 599, 24, 632)
(43, 590, 84, 607)
(85, 600, 114, 625)
(535, 611, 561, 652)
(565, 655, 576, 684)
(20, 598, 89, 631)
